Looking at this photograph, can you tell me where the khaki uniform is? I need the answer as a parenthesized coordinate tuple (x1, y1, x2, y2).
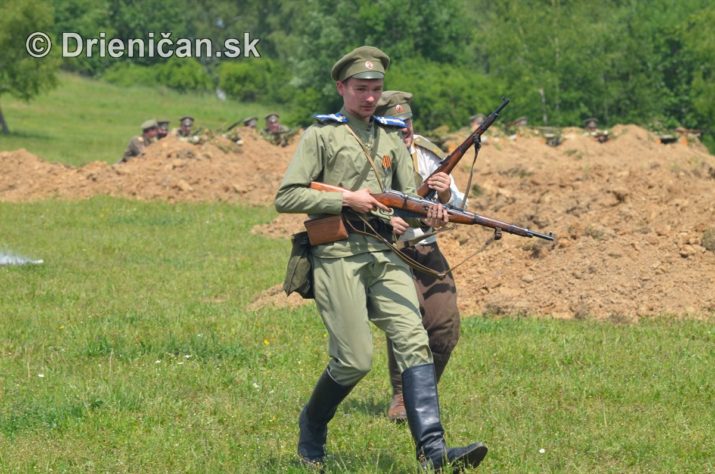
(261, 125, 294, 147)
(120, 135, 150, 163)
(387, 134, 463, 392)
(275, 108, 432, 385)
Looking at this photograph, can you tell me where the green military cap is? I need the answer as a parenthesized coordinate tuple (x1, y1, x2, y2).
(331, 46, 390, 81)
(180, 116, 194, 126)
(243, 116, 258, 126)
(583, 117, 598, 128)
(375, 90, 413, 119)
(141, 119, 158, 131)
(157, 119, 170, 127)
(265, 112, 280, 123)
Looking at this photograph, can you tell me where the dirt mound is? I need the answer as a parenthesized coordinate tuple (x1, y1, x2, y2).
(0, 130, 295, 204)
(248, 125, 715, 319)
(2, 124, 714, 319)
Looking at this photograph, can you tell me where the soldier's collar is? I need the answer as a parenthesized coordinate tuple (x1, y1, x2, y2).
(341, 108, 374, 134)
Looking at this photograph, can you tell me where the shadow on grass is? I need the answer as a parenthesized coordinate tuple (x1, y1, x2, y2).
(259, 452, 408, 473)
(341, 396, 387, 417)
(2, 129, 54, 141)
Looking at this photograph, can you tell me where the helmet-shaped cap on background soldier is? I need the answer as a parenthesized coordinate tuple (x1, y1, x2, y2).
(180, 116, 194, 126)
(265, 112, 280, 123)
(157, 119, 170, 129)
(243, 116, 258, 126)
(584, 117, 598, 128)
(141, 119, 158, 131)
(331, 46, 390, 81)
(375, 90, 413, 120)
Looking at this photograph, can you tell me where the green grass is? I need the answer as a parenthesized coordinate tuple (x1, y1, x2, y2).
(0, 73, 278, 166)
(0, 199, 713, 473)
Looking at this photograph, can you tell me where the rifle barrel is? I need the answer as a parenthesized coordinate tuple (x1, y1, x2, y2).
(416, 98, 510, 197)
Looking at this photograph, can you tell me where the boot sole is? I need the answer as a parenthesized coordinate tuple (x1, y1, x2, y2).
(451, 443, 488, 472)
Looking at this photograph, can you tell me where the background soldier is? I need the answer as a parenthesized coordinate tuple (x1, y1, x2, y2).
(261, 112, 292, 146)
(119, 119, 158, 163)
(376, 91, 467, 423)
(242, 116, 258, 128)
(173, 115, 201, 144)
(157, 119, 170, 140)
(583, 117, 609, 143)
(275, 46, 487, 472)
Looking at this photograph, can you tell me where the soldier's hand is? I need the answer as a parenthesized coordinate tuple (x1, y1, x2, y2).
(423, 203, 449, 228)
(425, 172, 452, 204)
(390, 216, 410, 235)
(425, 172, 451, 193)
(342, 189, 390, 214)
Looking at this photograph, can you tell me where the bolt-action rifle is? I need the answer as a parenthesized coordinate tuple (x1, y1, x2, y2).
(417, 98, 510, 200)
(310, 182, 554, 241)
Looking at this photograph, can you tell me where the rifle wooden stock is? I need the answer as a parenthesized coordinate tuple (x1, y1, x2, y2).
(309, 181, 554, 241)
(416, 98, 510, 198)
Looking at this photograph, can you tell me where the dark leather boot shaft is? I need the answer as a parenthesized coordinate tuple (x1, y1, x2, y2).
(402, 363, 488, 471)
(298, 369, 355, 466)
(402, 363, 448, 464)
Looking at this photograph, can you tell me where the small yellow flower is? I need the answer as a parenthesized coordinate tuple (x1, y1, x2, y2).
(263, 338, 270, 346)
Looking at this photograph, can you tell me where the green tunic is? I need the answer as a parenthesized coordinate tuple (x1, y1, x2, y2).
(275, 108, 416, 258)
(274, 108, 432, 385)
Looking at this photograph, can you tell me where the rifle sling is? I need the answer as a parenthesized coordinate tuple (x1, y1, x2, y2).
(346, 215, 493, 279)
(344, 124, 386, 191)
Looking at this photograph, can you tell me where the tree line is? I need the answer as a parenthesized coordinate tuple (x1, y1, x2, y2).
(1, 0, 713, 150)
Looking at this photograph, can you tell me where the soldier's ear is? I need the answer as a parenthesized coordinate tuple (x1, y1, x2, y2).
(336, 80, 346, 96)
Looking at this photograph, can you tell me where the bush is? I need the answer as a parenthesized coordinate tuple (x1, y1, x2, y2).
(388, 58, 506, 132)
(155, 58, 212, 92)
(218, 59, 294, 103)
(102, 59, 211, 92)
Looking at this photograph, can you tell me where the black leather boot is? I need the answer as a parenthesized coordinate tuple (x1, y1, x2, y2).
(402, 363, 488, 472)
(298, 369, 355, 467)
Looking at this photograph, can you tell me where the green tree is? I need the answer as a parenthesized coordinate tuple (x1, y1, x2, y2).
(0, 0, 59, 134)
(274, 0, 470, 124)
(52, 0, 114, 75)
(680, 5, 715, 149)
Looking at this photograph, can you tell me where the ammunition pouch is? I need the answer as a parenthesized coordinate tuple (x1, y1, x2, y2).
(304, 214, 349, 246)
(283, 231, 314, 299)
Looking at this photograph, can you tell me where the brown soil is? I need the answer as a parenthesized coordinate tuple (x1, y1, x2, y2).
(0, 130, 295, 205)
(2, 125, 714, 319)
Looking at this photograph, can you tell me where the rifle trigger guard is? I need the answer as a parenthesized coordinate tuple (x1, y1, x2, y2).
(494, 228, 502, 240)
(371, 207, 394, 220)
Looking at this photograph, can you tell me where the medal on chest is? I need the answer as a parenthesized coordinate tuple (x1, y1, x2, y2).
(381, 154, 392, 170)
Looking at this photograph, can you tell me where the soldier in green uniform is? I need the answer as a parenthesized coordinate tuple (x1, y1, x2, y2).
(261, 112, 293, 146)
(157, 119, 170, 140)
(275, 46, 487, 472)
(583, 117, 609, 143)
(119, 119, 158, 163)
(375, 91, 467, 423)
(172, 116, 203, 144)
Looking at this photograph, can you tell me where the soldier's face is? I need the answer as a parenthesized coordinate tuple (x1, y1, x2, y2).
(401, 119, 414, 147)
(337, 78, 383, 121)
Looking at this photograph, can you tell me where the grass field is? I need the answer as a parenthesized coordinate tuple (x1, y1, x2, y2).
(0, 73, 277, 166)
(1, 75, 713, 472)
(1, 199, 713, 473)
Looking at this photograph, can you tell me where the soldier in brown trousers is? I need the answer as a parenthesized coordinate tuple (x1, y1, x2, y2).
(376, 91, 466, 422)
